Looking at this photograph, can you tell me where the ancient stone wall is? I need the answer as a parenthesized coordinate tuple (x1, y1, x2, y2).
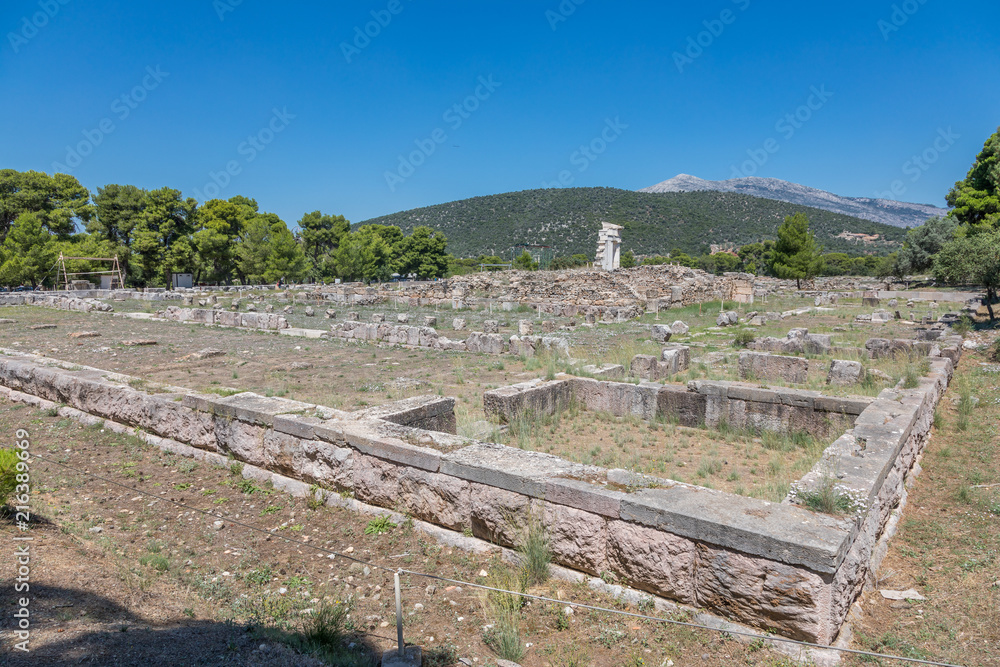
(0, 341, 958, 644)
(157, 306, 289, 331)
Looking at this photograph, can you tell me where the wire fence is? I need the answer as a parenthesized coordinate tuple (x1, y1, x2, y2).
(26, 451, 965, 667)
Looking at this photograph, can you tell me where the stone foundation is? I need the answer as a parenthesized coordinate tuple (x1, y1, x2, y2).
(0, 339, 959, 644)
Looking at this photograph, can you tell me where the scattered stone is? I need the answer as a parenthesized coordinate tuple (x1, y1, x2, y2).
(371, 313, 385, 323)
(651, 324, 672, 342)
(827, 360, 864, 386)
(879, 589, 926, 601)
(264, 304, 274, 313)
(325, 309, 337, 319)
(347, 311, 359, 321)
(670, 320, 689, 335)
(184, 348, 226, 361)
(68, 331, 100, 339)
(0, 318, 15, 324)
(88, 526, 103, 534)
(285, 362, 314, 371)
(867, 368, 893, 383)
(397, 313, 409, 323)
(483, 319, 499, 334)
(888, 299, 898, 308)
(304, 306, 315, 317)
(518, 320, 533, 336)
(452, 318, 466, 331)
(246, 303, 257, 312)
(29, 324, 57, 330)
(716, 311, 738, 327)
(422, 316, 437, 327)
(121, 340, 157, 347)
(283, 305, 293, 314)
(213, 520, 225, 530)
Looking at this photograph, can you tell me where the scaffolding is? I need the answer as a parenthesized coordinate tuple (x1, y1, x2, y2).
(57, 253, 126, 291)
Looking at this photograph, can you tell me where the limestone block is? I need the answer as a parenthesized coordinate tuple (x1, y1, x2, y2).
(716, 311, 738, 327)
(651, 324, 672, 342)
(695, 543, 830, 642)
(827, 360, 864, 386)
(629, 355, 657, 380)
(483, 319, 499, 334)
(304, 306, 315, 317)
(452, 318, 466, 331)
(371, 313, 385, 323)
(661, 344, 690, 373)
(607, 520, 697, 604)
(670, 320, 690, 335)
(325, 309, 337, 319)
(518, 320, 533, 336)
(423, 316, 437, 327)
(347, 311, 359, 321)
(470, 483, 535, 546)
(544, 502, 609, 575)
(656, 385, 706, 426)
(738, 351, 808, 384)
(397, 313, 409, 323)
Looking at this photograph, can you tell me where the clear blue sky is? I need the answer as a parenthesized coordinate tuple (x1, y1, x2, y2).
(3, 0, 998, 227)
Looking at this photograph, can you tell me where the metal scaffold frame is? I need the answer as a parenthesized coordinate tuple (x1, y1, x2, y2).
(57, 253, 125, 291)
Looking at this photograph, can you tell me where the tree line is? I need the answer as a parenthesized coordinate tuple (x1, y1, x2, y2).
(0, 171, 449, 288)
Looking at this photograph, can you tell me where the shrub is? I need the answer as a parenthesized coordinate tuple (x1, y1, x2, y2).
(519, 516, 551, 586)
(731, 329, 756, 349)
(0, 448, 20, 507)
(364, 515, 397, 535)
(952, 315, 973, 336)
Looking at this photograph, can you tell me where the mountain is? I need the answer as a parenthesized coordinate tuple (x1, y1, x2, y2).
(640, 175, 949, 229)
(358, 187, 906, 259)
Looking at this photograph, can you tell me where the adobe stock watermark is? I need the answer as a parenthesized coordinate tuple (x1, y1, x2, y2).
(729, 85, 833, 179)
(193, 108, 295, 202)
(384, 75, 501, 192)
(7, 0, 72, 54)
(341, 0, 413, 64)
(878, 0, 929, 41)
(214, 0, 243, 21)
(873, 127, 958, 199)
(546, 0, 585, 31)
(11, 428, 33, 653)
(542, 117, 628, 188)
(674, 0, 751, 74)
(51, 66, 169, 173)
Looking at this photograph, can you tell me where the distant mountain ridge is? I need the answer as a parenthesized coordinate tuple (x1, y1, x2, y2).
(640, 174, 948, 229)
(358, 187, 907, 259)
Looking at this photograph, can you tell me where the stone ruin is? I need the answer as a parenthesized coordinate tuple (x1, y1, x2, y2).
(596, 222, 623, 271)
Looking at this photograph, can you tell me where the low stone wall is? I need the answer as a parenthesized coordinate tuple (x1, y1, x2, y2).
(326, 321, 572, 358)
(486, 375, 871, 439)
(0, 342, 958, 645)
(0, 293, 114, 313)
(158, 306, 289, 331)
(738, 351, 809, 384)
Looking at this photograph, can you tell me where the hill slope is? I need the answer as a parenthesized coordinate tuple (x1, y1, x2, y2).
(358, 187, 906, 259)
(640, 174, 948, 229)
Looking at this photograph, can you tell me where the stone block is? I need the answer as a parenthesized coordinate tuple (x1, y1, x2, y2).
(518, 320, 533, 336)
(656, 385, 706, 426)
(827, 360, 864, 386)
(716, 311, 738, 327)
(651, 324, 672, 342)
(738, 351, 808, 384)
(396, 313, 409, 323)
(483, 319, 499, 334)
(423, 316, 437, 327)
(607, 520, 697, 604)
(544, 477, 625, 518)
(341, 424, 442, 472)
(452, 318, 466, 331)
(483, 379, 572, 423)
(670, 320, 689, 335)
(544, 502, 609, 575)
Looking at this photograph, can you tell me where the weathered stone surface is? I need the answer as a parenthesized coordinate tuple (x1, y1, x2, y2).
(738, 351, 808, 384)
(441, 442, 590, 498)
(544, 502, 608, 574)
(716, 311, 738, 326)
(470, 483, 534, 546)
(484, 378, 571, 423)
(670, 320, 690, 335)
(544, 477, 624, 518)
(397, 313, 409, 323)
(518, 320, 533, 336)
(651, 324, 672, 342)
(423, 316, 437, 327)
(452, 318, 466, 331)
(656, 385, 706, 427)
(827, 360, 864, 386)
(695, 544, 831, 642)
(571, 377, 660, 420)
(483, 319, 499, 334)
(579, 364, 625, 379)
(607, 520, 697, 604)
(68, 331, 100, 339)
(121, 339, 157, 347)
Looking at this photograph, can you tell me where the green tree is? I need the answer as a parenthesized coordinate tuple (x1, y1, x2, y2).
(512, 250, 538, 271)
(933, 228, 1000, 319)
(946, 127, 999, 229)
(0, 213, 57, 287)
(265, 221, 308, 283)
(0, 170, 93, 240)
(620, 250, 636, 268)
(396, 226, 448, 279)
(893, 216, 957, 277)
(769, 213, 823, 288)
(333, 229, 393, 283)
(193, 197, 259, 283)
(298, 211, 350, 280)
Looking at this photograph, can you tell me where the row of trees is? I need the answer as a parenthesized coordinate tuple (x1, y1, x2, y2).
(0, 170, 450, 287)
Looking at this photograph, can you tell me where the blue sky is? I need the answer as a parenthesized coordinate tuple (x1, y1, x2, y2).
(3, 0, 998, 227)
